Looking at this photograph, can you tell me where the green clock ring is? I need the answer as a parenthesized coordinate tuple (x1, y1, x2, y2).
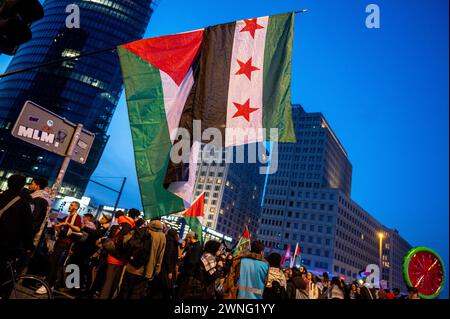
(403, 247, 445, 299)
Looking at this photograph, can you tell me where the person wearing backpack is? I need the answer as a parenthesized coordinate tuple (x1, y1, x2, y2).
(263, 253, 287, 299)
(99, 210, 135, 299)
(120, 218, 166, 299)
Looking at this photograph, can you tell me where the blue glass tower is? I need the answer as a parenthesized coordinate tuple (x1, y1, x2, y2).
(0, 0, 156, 196)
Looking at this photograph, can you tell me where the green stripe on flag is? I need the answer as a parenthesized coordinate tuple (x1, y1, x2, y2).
(118, 46, 185, 219)
(184, 216, 203, 242)
(263, 12, 296, 143)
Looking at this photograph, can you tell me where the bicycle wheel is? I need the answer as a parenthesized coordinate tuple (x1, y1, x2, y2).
(9, 274, 53, 299)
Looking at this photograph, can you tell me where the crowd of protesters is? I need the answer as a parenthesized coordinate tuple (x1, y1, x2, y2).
(0, 174, 419, 300)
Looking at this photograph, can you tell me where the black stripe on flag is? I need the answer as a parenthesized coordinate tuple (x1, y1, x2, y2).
(164, 21, 236, 188)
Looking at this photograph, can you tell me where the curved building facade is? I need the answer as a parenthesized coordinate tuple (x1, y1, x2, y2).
(0, 0, 156, 196)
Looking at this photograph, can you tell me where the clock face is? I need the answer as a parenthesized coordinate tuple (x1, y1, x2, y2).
(404, 247, 445, 299)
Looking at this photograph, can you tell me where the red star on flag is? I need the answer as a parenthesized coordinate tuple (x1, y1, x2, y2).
(235, 57, 260, 80)
(240, 18, 264, 38)
(232, 99, 259, 122)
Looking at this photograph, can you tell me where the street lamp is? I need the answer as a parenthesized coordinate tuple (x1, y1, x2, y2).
(378, 232, 384, 286)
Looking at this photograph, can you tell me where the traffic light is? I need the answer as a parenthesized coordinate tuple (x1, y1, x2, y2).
(0, 0, 44, 55)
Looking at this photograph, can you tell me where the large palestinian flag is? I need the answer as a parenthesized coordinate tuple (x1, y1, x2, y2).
(118, 12, 296, 219)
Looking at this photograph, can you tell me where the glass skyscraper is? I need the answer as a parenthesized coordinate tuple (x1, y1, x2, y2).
(0, 0, 156, 196)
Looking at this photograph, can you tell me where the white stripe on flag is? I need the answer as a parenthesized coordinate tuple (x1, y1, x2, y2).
(167, 140, 201, 206)
(225, 16, 269, 147)
(161, 68, 195, 143)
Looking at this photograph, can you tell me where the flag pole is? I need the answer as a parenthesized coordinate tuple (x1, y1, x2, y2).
(294, 9, 309, 14)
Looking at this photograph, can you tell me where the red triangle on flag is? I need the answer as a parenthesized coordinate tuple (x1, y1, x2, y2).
(242, 226, 250, 239)
(294, 243, 301, 256)
(122, 30, 204, 86)
(183, 193, 204, 218)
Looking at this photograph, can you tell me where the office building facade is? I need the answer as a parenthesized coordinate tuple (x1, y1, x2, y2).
(0, 0, 156, 196)
(193, 145, 265, 242)
(258, 105, 412, 290)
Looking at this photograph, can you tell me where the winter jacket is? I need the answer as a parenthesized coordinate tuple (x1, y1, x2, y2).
(30, 191, 50, 239)
(126, 220, 166, 279)
(106, 215, 135, 266)
(223, 252, 269, 299)
(154, 233, 179, 290)
(266, 267, 287, 289)
(180, 241, 203, 277)
(0, 190, 34, 258)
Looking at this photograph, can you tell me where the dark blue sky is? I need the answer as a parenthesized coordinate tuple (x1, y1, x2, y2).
(1, 0, 448, 297)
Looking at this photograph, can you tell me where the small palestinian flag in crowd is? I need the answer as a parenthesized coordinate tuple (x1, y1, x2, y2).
(281, 244, 291, 268)
(233, 226, 251, 257)
(290, 242, 301, 268)
(118, 13, 296, 219)
(183, 192, 205, 242)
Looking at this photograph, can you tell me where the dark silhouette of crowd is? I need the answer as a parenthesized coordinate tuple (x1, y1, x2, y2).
(0, 174, 414, 300)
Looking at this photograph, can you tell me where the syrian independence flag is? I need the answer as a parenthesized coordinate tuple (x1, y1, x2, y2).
(183, 192, 205, 242)
(232, 226, 251, 257)
(118, 13, 296, 219)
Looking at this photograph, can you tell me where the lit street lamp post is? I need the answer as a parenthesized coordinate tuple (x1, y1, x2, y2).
(378, 232, 384, 287)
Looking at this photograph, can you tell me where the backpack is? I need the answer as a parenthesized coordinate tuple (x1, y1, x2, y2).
(123, 227, 152, 268)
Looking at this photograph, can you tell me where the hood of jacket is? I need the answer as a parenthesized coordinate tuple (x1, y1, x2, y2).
(237, 252, 268, 264)
(118, 215, 135, 227)
(148, 219, 164, 232)
(267, 267, 287, 287)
